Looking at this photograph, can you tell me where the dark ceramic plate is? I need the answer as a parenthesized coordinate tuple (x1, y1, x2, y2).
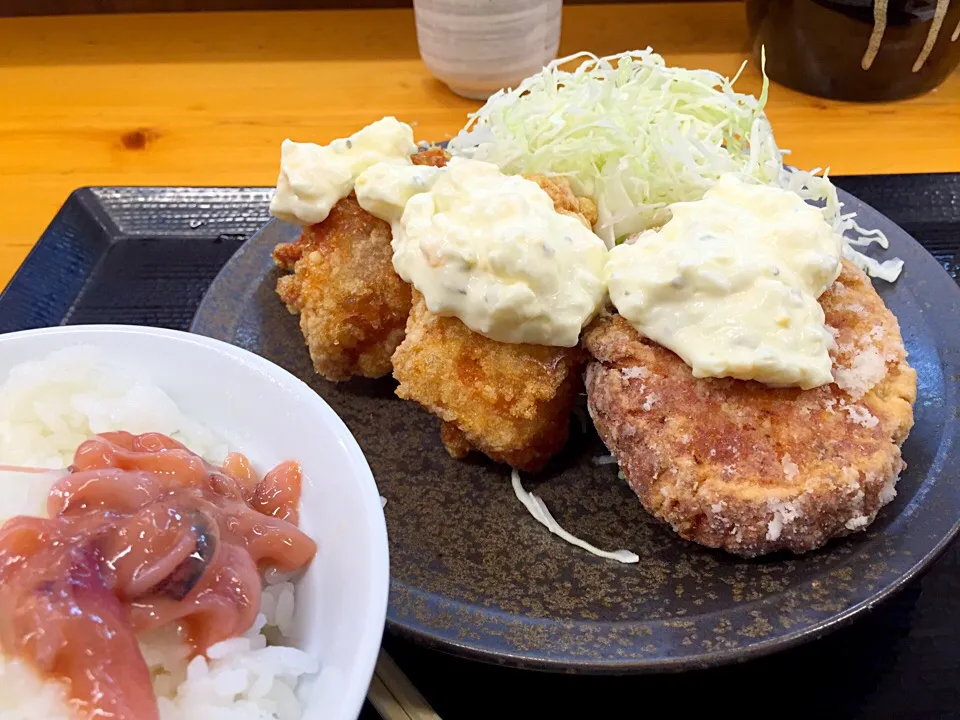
(191, 189, 960, 672)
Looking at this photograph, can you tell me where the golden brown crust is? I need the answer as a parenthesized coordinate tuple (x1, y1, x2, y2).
(387, 169, 597, 471)
(439, 421, 473, 460)
(411, 147, 452, 167)
(391, 292, 583, 472)
(525, 174, 598, 229)
(272, 148, 450, 382)
(583, 260, 917, 557)
(273, 194, 412, 382)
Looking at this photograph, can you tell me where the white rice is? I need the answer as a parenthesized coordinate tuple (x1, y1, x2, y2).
(0, 345, 227, 468)
(0, 346, 318, 720)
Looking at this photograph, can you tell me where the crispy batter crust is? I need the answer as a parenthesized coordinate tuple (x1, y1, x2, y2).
(583, 260, 917, 557)
(273, 194, 411, 381)
(391, 292, 583, 472)
(272, 149, 449, 382)
(411, 147, 451, 167)
(387, 173, 599, 471)
(525, 174, 599, 229)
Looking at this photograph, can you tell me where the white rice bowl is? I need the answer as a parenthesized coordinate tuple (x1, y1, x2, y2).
(0, 326, 389, 720)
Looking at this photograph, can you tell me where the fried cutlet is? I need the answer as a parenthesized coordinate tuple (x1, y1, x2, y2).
(583, 260, 917, 557)
(273, 195, 410, 381)
(391, 291, 583, 472)
(272, 148, 450, 382)
(525, 173, 599, 228)
(389, 175, 597, 472)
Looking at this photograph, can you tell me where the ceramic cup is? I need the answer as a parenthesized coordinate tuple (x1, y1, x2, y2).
(413, 0, 563, 100)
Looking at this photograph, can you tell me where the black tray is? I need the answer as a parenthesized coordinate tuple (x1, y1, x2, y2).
(2, 177, 960, 718)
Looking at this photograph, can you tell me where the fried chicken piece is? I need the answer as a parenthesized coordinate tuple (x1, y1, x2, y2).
(272, 148, 450, 382)
(389, 173, 597, 472)
(273, 195, 410, 381)
(525, 174, 598, 229)
(391, 291, 583, 472)
(583, 260, 917, 557)
(410, 146, 451, 167)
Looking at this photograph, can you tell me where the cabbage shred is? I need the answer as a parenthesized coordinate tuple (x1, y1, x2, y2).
(511, 470, 639, 564)
(448, 48, 902, 281)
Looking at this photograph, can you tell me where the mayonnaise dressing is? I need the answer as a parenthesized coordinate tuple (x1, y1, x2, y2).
(355, 162, 444, 225)
(606, 174, 843, 389)
(269, 116, 417, 226)
(358, 157, 607, 347)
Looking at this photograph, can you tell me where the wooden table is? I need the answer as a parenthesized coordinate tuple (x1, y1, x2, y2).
(1, 2, 958, 289)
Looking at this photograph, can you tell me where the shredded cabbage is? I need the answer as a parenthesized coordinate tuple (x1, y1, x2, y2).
(511, 470, 639, 564)
(449, 48, 901, 281)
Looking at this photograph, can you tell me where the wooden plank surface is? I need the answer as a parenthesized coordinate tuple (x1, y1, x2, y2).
(0, 0, 688, 17)
(1, 0, 413, 15)
(2, 0, 674, 17)
(1, 3, 958, 289)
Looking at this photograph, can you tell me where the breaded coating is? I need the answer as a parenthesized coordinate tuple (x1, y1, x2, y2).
(391, 292, 583, 472)
(583, 260, 917, 557)
(272, 148, 449, 382)
(273, 194, 411, 381)
(388, 172, 599, 471)
(411, 146, 451, 167)
(525, 174, 598, 229)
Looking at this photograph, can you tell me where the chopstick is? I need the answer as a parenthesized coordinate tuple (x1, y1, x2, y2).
(367, 648, 442, 720)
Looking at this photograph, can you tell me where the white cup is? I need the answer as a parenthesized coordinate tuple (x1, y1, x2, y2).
(413, 0, 563, 100)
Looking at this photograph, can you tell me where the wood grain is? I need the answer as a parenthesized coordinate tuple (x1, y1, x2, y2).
(1, 0, 411, 15)
(1, 3, 958, 289)
(1, 0, 695, 16)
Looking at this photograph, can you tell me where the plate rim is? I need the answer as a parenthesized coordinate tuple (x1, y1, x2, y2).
(191, 188, 960, 673)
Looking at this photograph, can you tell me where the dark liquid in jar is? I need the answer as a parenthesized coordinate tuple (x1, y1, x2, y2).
(0, 432, 317, 720)
(747, 0, 960, 101)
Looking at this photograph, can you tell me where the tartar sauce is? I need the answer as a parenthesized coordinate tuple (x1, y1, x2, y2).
(606, 174, 842, 389)
(357, 157, 607, 347)
(269, 116, 417, 226)
(355, 161, 444, 225)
